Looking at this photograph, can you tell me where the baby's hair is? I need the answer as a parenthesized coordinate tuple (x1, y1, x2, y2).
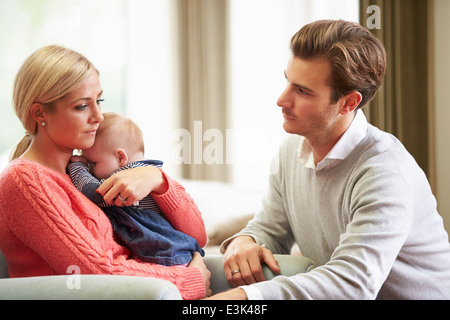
(96, 112, 145, 155)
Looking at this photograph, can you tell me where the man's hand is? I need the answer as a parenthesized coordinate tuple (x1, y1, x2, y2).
(223, 236, 280, 287)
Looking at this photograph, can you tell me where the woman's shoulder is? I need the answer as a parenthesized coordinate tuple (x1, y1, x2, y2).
(0, 159, 34, 182)
(2, 159, 47, 180)
(0, 159, 72, 191)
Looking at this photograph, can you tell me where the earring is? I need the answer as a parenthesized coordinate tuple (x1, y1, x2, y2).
(41, 121, 46, 127)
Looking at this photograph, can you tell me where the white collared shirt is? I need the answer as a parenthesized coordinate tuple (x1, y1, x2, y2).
(240, 110, 368, 300)
(297, 110, 368, 171)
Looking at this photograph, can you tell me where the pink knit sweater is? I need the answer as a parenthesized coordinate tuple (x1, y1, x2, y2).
(0, 159, 207, 300)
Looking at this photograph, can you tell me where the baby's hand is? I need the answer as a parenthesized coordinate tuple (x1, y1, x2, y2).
(70, 155, 88, 164)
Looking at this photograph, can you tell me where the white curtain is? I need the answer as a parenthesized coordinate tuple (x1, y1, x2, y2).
(173, 0, 230, 181)
(0, 0, 359, 190)
(171, 0, 359, 188)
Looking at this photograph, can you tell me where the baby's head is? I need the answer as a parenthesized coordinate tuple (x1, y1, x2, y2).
(83, 112, 145, 179)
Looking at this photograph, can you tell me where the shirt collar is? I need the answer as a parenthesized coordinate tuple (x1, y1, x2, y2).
(297, 110, 368, 170)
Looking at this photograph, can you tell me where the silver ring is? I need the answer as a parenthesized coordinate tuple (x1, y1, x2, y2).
(118, 194, 127, 203)
(231, 269, 240, 275)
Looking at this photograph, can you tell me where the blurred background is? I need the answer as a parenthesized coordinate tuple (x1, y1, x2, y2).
(0, 0, 448, 233)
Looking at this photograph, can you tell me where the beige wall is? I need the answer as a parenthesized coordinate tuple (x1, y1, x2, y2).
(433, 0, 450, 234)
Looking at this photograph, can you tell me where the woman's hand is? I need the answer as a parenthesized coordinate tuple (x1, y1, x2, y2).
(96, 166, 168, 207)
(188, 252, 212, 298)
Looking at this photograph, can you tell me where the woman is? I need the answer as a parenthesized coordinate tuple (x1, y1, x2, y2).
(0, 45, 210, 299)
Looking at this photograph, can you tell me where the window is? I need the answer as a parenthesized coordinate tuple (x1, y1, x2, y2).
(0, 0, 177, 172)
(0, 0, 130, 165)
(228, 0, 359, 190)
(0, 0, 359, 191)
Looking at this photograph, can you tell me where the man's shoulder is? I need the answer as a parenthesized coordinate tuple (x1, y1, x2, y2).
(357, 125, 412, 162)
(350, 125, 424, 184)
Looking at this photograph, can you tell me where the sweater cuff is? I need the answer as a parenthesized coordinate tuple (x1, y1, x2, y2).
(178, 267, 207, 300)
(240, 285, 265, 300)
(151, 169, 184, 213)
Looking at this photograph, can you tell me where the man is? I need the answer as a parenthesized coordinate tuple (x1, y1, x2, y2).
(210, 20, 450, 299)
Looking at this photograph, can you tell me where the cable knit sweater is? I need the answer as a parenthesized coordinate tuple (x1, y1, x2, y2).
(0, 159, 207, 300)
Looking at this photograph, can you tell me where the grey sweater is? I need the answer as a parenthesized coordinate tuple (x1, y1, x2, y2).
(235, 124, 450, 299)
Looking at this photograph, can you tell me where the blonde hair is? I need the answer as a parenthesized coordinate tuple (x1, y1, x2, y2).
(290, 20, 386, 108)
(95, 112, 145, 156)
(10, 45, 98, 160)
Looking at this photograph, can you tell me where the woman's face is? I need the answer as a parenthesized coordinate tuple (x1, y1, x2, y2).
(44, 73, 104, 153)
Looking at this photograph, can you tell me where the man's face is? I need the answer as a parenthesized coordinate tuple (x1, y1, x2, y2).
(277, 56, 341, 144)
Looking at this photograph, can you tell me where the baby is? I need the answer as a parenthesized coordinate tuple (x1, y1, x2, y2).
(68, 112, 204, 266)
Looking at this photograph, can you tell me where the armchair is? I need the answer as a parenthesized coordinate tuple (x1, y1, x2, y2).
(0, 248, 182, 300)
(0, 248, 315, 300)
